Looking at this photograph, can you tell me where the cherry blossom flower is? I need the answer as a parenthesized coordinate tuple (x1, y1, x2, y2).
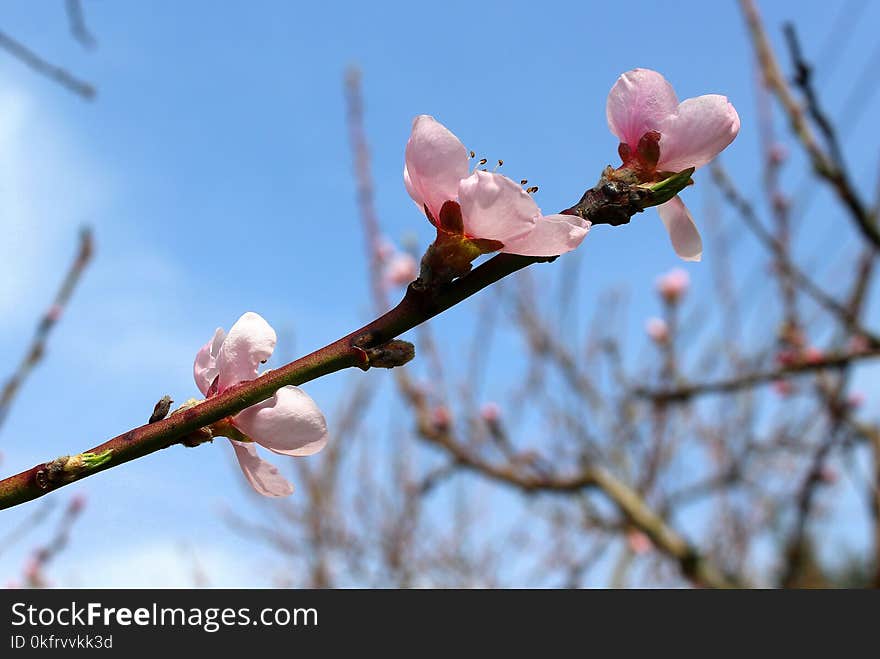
(606, 68, 740, 261)
(646, 317, 669, 343)
(194, 312, 328, 497)
(655, 267, 690, 303)
(404, 115, 589, 257)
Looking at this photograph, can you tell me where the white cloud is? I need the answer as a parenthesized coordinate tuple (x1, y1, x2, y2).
(0, 83, 201, 381)
(0, 87, 110, 323)
(57, 541, 259, 588)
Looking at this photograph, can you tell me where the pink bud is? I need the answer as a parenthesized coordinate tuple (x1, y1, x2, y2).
(431, 405, 451, 430)
(480, 402, 501, 424)
(847, 392, 865, 409)
(773, 380, 793, 397)
(45, 304, 64, 323)
(776, 349, 797, 366)
(803, 347, 824, 364)
(23, 558, 40, 581)
(68, 493, 87, 514)
(627, 530, 653, 555)
(375, 238, 395, 263)
(769, 143, 788, 165)
(655, 268, 690, 303)
(772, 192, 789, 214)
(383, 253, 418, 288)
(645, 317, 669, 343)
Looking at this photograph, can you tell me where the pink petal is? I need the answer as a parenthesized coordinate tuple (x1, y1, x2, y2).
(216, 312, 276, 392)
(657, 196, 702, 262)
(606, 69, 679, 148)
(500, 213, 590, 257)
(403, 165, 421, 211)
(404, 115, 470, 220)
(229, 440, 294, 497)
(657, 95, 740, 171)
(457, 170, 540, 243)
(193, 327, 225, 395)
(233, 385, 328, 457)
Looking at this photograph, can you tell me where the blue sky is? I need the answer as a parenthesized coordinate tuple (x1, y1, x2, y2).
(1, 0, 878, 586)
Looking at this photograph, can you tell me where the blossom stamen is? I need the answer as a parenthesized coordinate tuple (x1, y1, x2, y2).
(403, 114, 589, 257)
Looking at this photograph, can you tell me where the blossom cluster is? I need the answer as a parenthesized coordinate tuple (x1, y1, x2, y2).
(195, 69, 740, 495)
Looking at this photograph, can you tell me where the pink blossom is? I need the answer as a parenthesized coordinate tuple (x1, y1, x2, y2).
(772, 380, 793, 397)
(68, 494, 87, 514)
(847, 392, 865, 409)
(383, 252, 418, 288)
(480, 402, 501, 424)
(375, 238, 395, 263)
(23, 558, 41, 582)
(768, 143, 788, 166)
(776, 349, 798, 367)
(404, 115, 589, 257)
(194, 312, 328, 497)
(803, 347, 824, 364)
(772, 192, 790, 214)
(645, 317, 669, 343)
(627, 530, 653, 555)
(45, 304, 64, 323)
(655, 267, 690, 303)
(431, 405, 451, 431)
(606, 68, 740, 261)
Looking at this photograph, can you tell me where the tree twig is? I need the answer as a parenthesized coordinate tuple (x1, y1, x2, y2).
(0, 31, 95, 99)
(0, 228, 94, 433)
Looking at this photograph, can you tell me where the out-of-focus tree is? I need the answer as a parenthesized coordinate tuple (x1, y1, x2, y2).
(234, 0, 880, 588)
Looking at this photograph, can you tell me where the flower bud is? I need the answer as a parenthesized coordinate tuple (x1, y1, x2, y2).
(645, 317, 669, 344)
(431, 405, 451, 431)
(655, 268, 690, 303)
(480, 402, 501, 424)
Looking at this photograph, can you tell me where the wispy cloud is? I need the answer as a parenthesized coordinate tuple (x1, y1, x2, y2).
(0, 87, 109, 324)
(57, 540, 259, 588)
